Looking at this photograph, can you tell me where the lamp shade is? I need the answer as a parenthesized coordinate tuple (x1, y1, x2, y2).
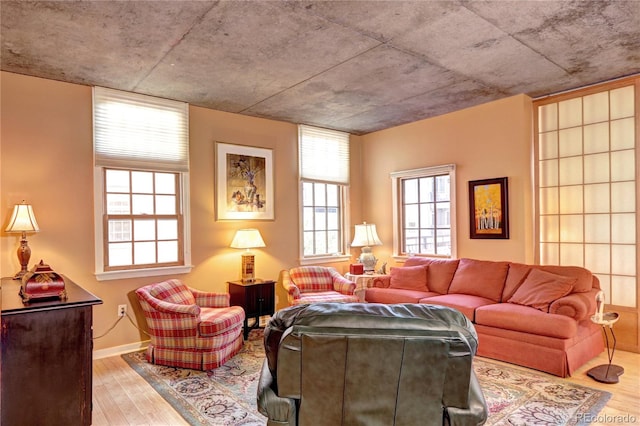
(351, 222, 382, 247)
(5, 202, 40, 233)
(230, 228, 266, 249)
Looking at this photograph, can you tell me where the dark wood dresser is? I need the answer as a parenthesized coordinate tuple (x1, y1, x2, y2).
(1, 276, 102, 426)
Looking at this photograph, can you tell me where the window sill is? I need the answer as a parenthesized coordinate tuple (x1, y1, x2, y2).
(299, 255, 351, 266)
(95, 265, 194, 281)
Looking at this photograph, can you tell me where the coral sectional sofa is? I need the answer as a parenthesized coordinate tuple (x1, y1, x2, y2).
(365, 257, 604, 377)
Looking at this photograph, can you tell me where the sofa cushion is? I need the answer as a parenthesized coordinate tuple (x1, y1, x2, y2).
(538, 265, 592, 293)
(292, 291, 359, 305)
(508, 268, 575, 312)
(404, 257, 459, 294)
(389, 265, 428, 291)
(199, 306, 245, 336)
(475, 303, 578, 339)
(365, 287, 437, 304)
(502, 262, 532, 301)
(448, 258, 508, 302)
(420, 294, 495, 322)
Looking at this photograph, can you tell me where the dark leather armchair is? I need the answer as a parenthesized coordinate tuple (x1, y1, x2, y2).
(257, 303, 488, 426)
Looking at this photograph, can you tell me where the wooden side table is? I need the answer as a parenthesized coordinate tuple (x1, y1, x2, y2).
(228, 279, 275, 340)
(345, 273, 387, 302)
(587, 311, 624, 383)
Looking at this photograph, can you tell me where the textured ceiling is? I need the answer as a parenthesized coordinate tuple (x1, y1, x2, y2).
(2, 1, 639, 135)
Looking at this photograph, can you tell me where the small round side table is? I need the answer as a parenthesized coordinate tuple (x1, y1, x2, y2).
(587, 312, 624, 384)
(345, 273, 387, 302)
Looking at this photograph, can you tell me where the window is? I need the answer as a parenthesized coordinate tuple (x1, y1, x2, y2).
(298, 125, 350, 262)
(104, 169, 182, 269)
(391, 165, 456, 258)
(302, 182, 342, 256)
(534, 80, 637, 308)
(93, 87, 191, 280)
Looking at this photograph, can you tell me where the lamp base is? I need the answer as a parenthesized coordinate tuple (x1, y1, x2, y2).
(241, 252, 255, 282)
(14, 269, 29, 280)
(14, 234, 31, 280)
(358, 246, 378, 273)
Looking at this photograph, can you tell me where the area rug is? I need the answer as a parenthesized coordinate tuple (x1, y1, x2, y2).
(122, 330, 611, 426)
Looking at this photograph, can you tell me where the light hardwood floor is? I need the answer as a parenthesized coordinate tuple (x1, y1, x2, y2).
(93, 350, 640, 426)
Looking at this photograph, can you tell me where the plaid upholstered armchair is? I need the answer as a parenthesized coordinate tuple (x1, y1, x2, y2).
(281, 266, 358, 305)
(135, 279, 245, 370)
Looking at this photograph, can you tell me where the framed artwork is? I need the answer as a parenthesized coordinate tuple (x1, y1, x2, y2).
(468, 177, 509, 239)
(215, 142, 274, 220)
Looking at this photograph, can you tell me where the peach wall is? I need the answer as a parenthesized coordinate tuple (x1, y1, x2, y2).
(1, 72, 364, 351)
(360, 94, 534, 266)
(1, 71, 533, 353)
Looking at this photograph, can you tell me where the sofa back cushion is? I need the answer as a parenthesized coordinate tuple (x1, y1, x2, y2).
(448, 258, 509, 302)
(504, 263, 595, 301)
(404, 257, 459, 294)
(502, 263, 531, 301)
(389, 265, 428, 291)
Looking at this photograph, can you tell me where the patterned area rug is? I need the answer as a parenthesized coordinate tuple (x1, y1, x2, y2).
(123, 330, 267, 425)
(475, 361, 610, 426)
(122, 330, 610, 426)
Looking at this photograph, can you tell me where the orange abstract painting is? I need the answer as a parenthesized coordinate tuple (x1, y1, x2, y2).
(469, 177, 509, 239)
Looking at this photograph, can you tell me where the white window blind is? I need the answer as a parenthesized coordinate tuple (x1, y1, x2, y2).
(299, 125, 350, 184)
(93, 87, 189, 172)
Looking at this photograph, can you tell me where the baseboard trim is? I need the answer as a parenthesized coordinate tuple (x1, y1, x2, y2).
(93, 340, 150, 360)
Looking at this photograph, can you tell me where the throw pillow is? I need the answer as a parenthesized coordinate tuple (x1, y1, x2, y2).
(508, 268, 576, 312)
(389, 265, 428, 291)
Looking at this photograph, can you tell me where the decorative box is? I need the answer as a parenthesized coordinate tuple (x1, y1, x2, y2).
(20, 260, 67, 303)
(350, 263, 364, 275)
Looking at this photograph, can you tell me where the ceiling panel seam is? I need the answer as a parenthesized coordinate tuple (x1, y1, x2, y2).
(132, 3, 219, 92)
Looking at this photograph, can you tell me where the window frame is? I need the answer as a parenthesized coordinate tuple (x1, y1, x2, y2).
(391, 164, 457, 260)
(299, 180, 351, 265)
(94, 168, 192, 280)
(103, 168, 184, 270)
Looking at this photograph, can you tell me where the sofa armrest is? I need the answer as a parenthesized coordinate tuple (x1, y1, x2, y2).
(191, 288, 231, 308)
(549, 288, 597, 321)
(280, 270, 301, 301)
(372, 276, 391, 288)
(332, 274, 356, 295)
(257, 360, 297, 426)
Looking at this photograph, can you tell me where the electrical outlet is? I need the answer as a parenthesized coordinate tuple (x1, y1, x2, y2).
(118, 304, 127, 317)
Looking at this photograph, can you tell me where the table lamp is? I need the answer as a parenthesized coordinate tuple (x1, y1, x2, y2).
(5, 201, 40, 279)
(230, 228, 266, 282)
(351, 222, 382, 273)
